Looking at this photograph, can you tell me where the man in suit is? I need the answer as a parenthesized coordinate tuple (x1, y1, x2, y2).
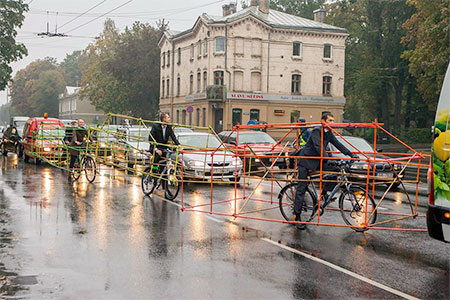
(149, 112, 180, 169)
(294, 113, 358, 229)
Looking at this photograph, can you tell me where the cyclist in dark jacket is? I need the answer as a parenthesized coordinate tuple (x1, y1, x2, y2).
(294, 113, 358, 229)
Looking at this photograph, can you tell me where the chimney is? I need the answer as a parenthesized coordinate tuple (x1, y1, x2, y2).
(228, 2, 236, 14)
(259, 0, 269, 14)
(222, 4, 230, 17)
(313, 7, 326, 23)
(250, 0, 258, 6)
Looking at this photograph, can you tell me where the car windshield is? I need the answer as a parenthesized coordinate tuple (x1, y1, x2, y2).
(39, 128, 65, 138)
(179, 134, 223, 148)
(13, 121, 26, 128)
(332, 137, 374, 153)
(128, 128, 150, 141)
(237, 132, 276, 145)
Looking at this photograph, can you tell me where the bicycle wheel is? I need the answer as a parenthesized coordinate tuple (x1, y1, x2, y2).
(141, 166, 157, 196)
(278, 182, 317, 222)
(339, 186, 377, 232)
(71, 158, 81, 181)
(164, 166, 180, 200)
(83, 156, 97, 183)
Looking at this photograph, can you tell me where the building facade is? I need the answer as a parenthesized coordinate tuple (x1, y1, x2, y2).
(59, 86, 107, 124)
(158, 1, 348, 133)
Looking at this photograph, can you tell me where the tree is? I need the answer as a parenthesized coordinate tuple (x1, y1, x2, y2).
(80, 19, 164, 119)
(0, 0, 28, 90)
(60, 50, 82, 87)
(29, 70, 65, 117)
(9, 58, 64, 116)
(269, 0, 326, 19)
(402, 0, 450, 110)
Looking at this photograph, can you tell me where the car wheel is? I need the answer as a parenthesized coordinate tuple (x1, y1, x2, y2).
(35, 157, 41, 165)
(24, 154, 29, 163)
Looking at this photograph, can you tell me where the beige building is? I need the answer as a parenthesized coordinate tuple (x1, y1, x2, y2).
(59, 86, 107, 124)
(158, 0, 348, 133)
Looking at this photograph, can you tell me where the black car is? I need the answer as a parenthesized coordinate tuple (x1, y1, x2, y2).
(1, 126, 23, 157)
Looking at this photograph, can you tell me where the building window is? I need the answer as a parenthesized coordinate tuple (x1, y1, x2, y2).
(167, 50, 170, 67)
(232, 108, 242, 126)
(293, 42, 302, 57)
(203, 71, 207, 91)
(162, 52, 165, 67)
(204, 38, 208, 56)
(197, 72, 201, 92)
(166, 79, 170, 97)
(202, 108, 206, 127)
(176, 110, 180, 123)
(197, 40, 202, 58)
(251, 72, 261, 91)
(291, 74, 301, 94)
(182, 109, 186, 124)
(177, 77, 180, 96)
(161, 79, 165, 97)
(214, 71, 224, 85)
(190, 43, 194, 60)
(234, 71, 243, 91)
(189, 74, 194, 94)
(250, 109, 260, 121)
(196, 108, 200, 126)
(235, 37, 244, 54)
(291, 110, 300, 123)
(177, 47, 181, 64)
(215, 37, 225, 53)
(252, 38, 261, 56)
(324, 44, 332, 59)
(322, 76, 332, 96)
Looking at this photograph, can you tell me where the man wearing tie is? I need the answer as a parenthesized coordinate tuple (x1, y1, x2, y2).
(149, 112, 180, 169)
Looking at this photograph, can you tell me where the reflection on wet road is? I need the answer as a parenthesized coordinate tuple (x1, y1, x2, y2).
(0, 156, 448, 299)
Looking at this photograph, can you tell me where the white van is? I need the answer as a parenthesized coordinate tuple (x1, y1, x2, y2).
(428, 60, 450, 242)
(10, 116, 29, 137)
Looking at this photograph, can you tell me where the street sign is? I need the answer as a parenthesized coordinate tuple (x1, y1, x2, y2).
(187, 106, 194, 113)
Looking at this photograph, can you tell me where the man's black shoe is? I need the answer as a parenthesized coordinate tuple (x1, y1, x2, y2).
(295, 213, 306, 230)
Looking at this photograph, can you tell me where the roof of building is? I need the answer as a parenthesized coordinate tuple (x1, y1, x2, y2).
(165, 6, 347, 40)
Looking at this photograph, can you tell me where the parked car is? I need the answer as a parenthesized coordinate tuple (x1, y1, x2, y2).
(176, 132, 243, 181)
(174, 126, 194, 134)
(91, 130, 118, 157)
(113, 127, 152, 167)
(217, 130, 294, 171)
(329, 136, 402, 188)
(1, 126, 22, 157)
(22, 117, 65, 164)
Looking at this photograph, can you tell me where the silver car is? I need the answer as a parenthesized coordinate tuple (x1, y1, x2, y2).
(176, 132, 243, 181)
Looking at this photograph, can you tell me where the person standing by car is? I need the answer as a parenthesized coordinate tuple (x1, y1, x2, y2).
(64, 121, 77, 145)
(68, 119, 91, 172)
(293, 113, 358, 229)
(149, 112, 180, 171)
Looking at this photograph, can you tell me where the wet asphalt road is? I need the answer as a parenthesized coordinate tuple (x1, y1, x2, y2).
(0, 154, 449, 299)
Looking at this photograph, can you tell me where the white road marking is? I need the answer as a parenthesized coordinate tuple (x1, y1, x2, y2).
(261, 238, 420, 300)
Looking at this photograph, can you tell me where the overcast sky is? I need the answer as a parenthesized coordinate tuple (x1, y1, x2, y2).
(1, 0, 241, 105)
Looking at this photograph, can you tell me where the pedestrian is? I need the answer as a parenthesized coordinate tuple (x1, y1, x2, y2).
(293, 113, 358, 229)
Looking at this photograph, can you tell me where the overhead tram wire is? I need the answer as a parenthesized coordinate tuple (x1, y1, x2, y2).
(58, 0, 108, 30)
(64, 0, 135, 34)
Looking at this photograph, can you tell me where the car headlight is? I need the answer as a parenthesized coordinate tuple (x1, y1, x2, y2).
(44, 147, 51, 152)
(231, 158, 242, 166)
(188, 160, 205, 168)
(352, 163, 368, 170)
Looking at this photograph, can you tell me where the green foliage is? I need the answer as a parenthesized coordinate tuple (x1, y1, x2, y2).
(29, 70, 66, 117)
(60, 50, 82, 87)
(402, 0, 450, 111)
(79, 19, 163, 119)
(0, 0, 28, 90)
(326, 0, 433, 130)
(9, 58, 65, 117)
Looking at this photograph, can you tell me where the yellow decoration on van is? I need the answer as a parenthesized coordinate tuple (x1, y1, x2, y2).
(436, 109, 450, 123)
(433, 130, 450, 161)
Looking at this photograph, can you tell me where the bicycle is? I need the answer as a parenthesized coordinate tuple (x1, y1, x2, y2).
(141, 150, 180, 200)
(70, 147, 97, 183)
(278, 160, 377, 231)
